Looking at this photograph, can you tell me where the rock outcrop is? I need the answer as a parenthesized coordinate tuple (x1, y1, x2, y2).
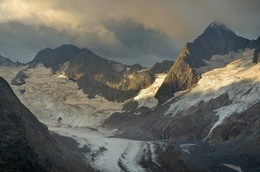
(11, 71, 28, 86)
(155, 46, 199, 103)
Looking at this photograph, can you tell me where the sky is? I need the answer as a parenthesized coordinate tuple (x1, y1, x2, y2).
(0, 0, 259, 67)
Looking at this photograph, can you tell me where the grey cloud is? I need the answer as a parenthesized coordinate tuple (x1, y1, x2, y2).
(99, 19, 179, 66)
(0, 22, 72, 63)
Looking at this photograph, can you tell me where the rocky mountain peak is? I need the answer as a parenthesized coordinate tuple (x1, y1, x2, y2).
(54, 44, 81, 59)
(155, 21, 257, 103)
(207, 21, 232, 32)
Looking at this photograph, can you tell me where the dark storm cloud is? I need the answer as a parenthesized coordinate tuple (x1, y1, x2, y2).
(0, 22, 72, 63)
(0, 0, 259, 66)
(98, 19, 179, 66)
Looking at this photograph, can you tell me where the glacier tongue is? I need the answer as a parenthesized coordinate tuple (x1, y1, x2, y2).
(49, 127, 163, 172)
(166, 49, 260, 138)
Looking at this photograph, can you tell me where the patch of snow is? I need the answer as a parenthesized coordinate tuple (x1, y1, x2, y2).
(222, 164, 243, 172)
(165, 49, 260, 138)
(134, 73, 167, 109)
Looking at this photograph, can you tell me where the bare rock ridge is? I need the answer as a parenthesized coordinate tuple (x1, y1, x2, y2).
(0, 77, 93, 172)
(149, 60, 174, 74)
(29, 44, 155, 102)
(0, 54, 20, 66)
(155, 21, 260, 103)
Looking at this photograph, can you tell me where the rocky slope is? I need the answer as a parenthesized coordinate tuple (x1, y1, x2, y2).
(27, 44, 154, 102)
(156, 21, 260, 103)
(0, 77, 93, 172)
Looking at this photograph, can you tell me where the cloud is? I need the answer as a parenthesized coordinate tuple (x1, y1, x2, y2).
(0, 0, 259, 66)
(0, 22, 72, 62)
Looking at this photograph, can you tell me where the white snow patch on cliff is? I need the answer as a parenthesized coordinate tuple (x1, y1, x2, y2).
(134, 73, 167, 108)
(222, 164, 243, 172)
(166, 49, 260, 138)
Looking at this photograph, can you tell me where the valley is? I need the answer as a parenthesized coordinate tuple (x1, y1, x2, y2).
(0, 21, 259, 172)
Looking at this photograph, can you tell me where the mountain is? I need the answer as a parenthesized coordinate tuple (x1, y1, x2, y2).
(0, 77, 93, 172)
(0, 54, 19, 66)
(2, 22, 260, 171)
(25, 44, 155, 102)
(149, 60, 174, 74)
(155, 21, 260, 103)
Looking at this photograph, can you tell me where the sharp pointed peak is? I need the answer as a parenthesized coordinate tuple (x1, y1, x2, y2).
(208, 20, 225, 27)
(206, 21, 232, 32)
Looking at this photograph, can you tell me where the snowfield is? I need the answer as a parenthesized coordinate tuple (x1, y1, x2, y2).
(3, 65, 123, 127)
(166, 49, 260, 138)
(134, 73, 167, 108)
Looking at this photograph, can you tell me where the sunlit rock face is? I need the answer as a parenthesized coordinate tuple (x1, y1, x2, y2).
(29, 44, 155, 102)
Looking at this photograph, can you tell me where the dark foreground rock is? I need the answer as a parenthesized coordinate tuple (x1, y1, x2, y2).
(0, 77, 94, 172)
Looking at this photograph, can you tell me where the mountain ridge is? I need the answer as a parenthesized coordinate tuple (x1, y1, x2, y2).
(15, 44, 155, 102)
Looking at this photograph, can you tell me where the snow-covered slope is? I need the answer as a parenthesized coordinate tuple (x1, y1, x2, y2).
(6, 65, 123, 127)
(134, 73, 167, 108)
(166, 49, 260, 138)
